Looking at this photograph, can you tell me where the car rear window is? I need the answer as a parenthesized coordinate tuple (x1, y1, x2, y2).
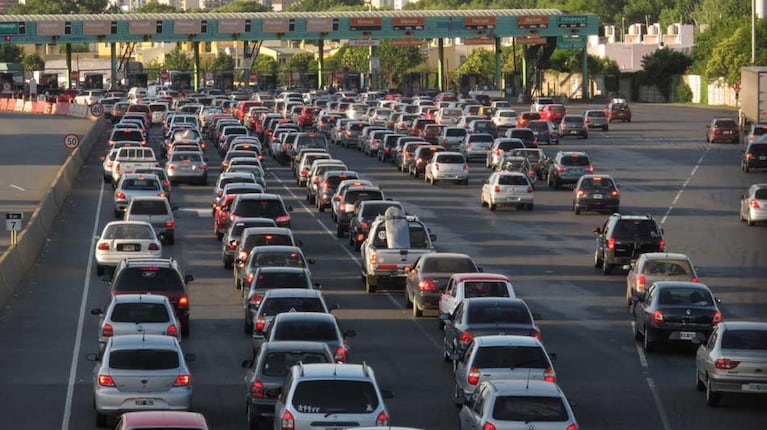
(756, 189, 767, 199)
(109, 349, 179, 370)
(326, 174, 358, 188)
(612, 220, 661, 240)
(172, 152, 202, 162)
(253, 271, 307, 289)
(657, 288, 713, 306)
(445, 129, 467, 137)
(122, 178, 160, 191)
(492, 396, 568, 422)
(129, 200, 169, 216)
(260, 297, 326, 316)
(580, 177, 615, 191)
(348, 123, 366, 131)
(113, 267, 185, 292)
(750, 143, 767, 155)
(252, 251, 306, 268)
(234, 200, 285, 218)
(498, 175, 529, 186)
(561, 156, 591, 167)
(297, 135, 327, 148)
(473, 345, 548, 369)
(499, 141, 525, 151)
(423, 257, 476, 273)
(588, 111, 605, 118)
(103, 224, 154, 240)
(274, 321, 337, 341)
(245, 234, 293, 247)
(721, 329, 767, 350)
(361, 203, 399, 217)
(111, 303, 170, 323)
(565, 116, 584, 124)
(112, 130, 143, 141)
(463, 281, 510, 298)
(509, 130, 535, 141)
(516, 150, 540, 162)
(642, 260, 692, 276)
(261, 351, 330, 377)
(437, 154, 464, 164)
(344, 190, 384, 203)
(292, 380, 379, 413)
(715, 120, 737, 128)
(468, 303, 531, 324)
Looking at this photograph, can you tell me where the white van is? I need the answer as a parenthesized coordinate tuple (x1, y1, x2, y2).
(127, 87, 148, 102)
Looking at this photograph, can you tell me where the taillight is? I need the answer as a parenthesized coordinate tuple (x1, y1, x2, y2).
(275, 215, 290, 224)
(751, 199, 761, 209)
(376, 411, 389, 426)
(166, 324, 178, 337)
(526, 186, 533, 193)
(611, 189, 619, 196)
(442, 139, 448, 145)
(463, 163, 468, 171)
(217, 189, 223, 197)
(239, 251, 248, 261)
(566, 425, 578, 430)
(173, 374, 191, 387)
(115, 191, 126, 199)
(247, 272, 255, 285)
(483, 423, 496, 430)
(532, 331, 542, 341)
(658, 239, 665, 251)
(280, 410, 294, 430)
(544, 367, 556, 383)
(164, 219, 175, 228)
(715, 358, 739, 369)
(586, 166, 594, 173)
(746, 152, 753, 160)
(459, 331, 473, 344)
(97, 242, 110, 251)
(690, 276, 698, 283)
(467, 367, 480, 385)
(418, 279, 435, 291)
(576, 189, 585, 197)
(652, 310, 664, 323)
(97, 374, 115, 387)
(248, 294, 263, 306)
(162, 181, 169, 188)
(102, 323, 113, 338)
(496, 149, 502, 156)
(637, 274, 646, 289)
(334, 346, 346, 362)
(148, 243, 160, 251)
(607, 237, 615, 250)
(255, 316, 266, 332)
(556, 165, 565, 173)
(300, 168, 308, 176)
(106, 161, 114, 168)
(494, 185, 501, 192)
(250, 380, 265, 398)
(178, 296, 189, 309)
(713, 311, 722, 324)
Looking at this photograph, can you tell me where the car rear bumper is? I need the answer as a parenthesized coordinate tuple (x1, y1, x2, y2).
(748, 208, 767, 221)
(94, 388, 192, 415)
(575, 198, 619, 212)
(433, 171, 469, 181)
(490, 194, 534, 205)
(646, 325, 712, 343)
(96, 250, 162, 266)
(708, 374, 767, 394)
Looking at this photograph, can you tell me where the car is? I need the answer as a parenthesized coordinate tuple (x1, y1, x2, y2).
(741, 140, 767, 172)
(593, 213, 665, 275)
(233, 228, 302, 287)
(545, 151, 594, 189)
(481, 171, 534, 211)
(453, 335, 556, 405)
(224, 164, 267, 190)
(329, 179, 375, 219)
(236, 245, 314, 293)
(258, 312, 355, 362)
(504, 127, 537, 148)
(706, 118, 740, 143)
(559, 114, 589, 139)
(124, 196, 176, 245)
(442, 297, 541, 360)
(213, 184, 267, 235)
(492, 109, 518, 129)
(334, 185, 386, 237)
(530, 96, 555, 112)
(220, 217, 278, 268)
(458, 380, 578, 430)
(396, 140, 429, 172)
(422, 124, 445, 145)
(249, 288, 334, 341)
(485, 138, 526, 170)
(526, 120, 559, 145)
(306, 160, 348, 204)
(113, 173, 166, 218)
(229, 193, 293, 228)
(438, 272, 516, 319)
(510, 148, 548, 179)
(244, 267, 319, 331)
(108, 257, 193, 331)
(496, 155, 537, 185)
(241, 341, 335, 428)
(94, 221, 162, 275)
(164, 151, 208, 185)
(88, 335, 194, 428)
(405, 253, 480, 317)
(745, 123, 767, 145)
(739, 183, 767, 226)
(212, 172, 259, 210)
(348, 200, 406, 251)
(632, 281, 722, 353)
(273, 363, 392, 430)
(516, 111, 541, 128)
(584, 109, 609, 130)
(90, 294, 180, 350)
(605, 98, 632, 122)
(572, 174, 620, 215)
(624, 252, 699, 307)
(134, 167, 172, 202)
(295, 151, 331, 186)
(459, 133, 494, 161)
(538, 104, 567, 124)
(424, 151, 470, 185)
(467, 119, 498, 137)
(340, 120, 367, 148)
(113, 411, 209, 430)
(695, 321, 767, 407)
(408, 145, 445, 178)
(315, 170, 361, 212)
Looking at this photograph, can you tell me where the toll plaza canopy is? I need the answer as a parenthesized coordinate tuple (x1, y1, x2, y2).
(0, 10, 598, 44)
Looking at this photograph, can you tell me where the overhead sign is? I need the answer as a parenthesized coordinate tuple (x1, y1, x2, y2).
(516, 36, 548, 45)
(307, 18, 333, 33)
(174, 20, 202, 34)
(518, 16, 549, 29)
(5, 213, 22, 232)
(36, 22, 65, 36)
(83, 21, 111, 35)
(463, 36, 495, 45)
(392, 17, 425, 31)
(349, 39, 380, 47)
(64, 133, 80, 150)
(464, 17, 495, 30)
(0, 22, 19, 35)
(558, 15, 588, 29)
(128, 21, 156, 35)
(262, 19, 289, 33)
(218, 20, 246, 33)
(350, 18, 382, 31)
(392, 38, 424, 47)
(557, 35, 585, 49)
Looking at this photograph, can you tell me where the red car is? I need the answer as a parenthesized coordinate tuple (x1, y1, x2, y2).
(605, 100, 632, 122)
(214, 194, 237, 239)
(706, 117, 740, 143)
(297, 106, 321, 128)
(538, 104, 567, 124)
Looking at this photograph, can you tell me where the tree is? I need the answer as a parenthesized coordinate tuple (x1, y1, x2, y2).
(287, 0, 362, 12)
(211, 0, 270, 12)
(454, 48, 494, 82)
(209, 52, 236, 72)
(135, 1, 179, 13)
(641, 48, 691, 101)
(377, 41, 425, 85)
(22, 53, 46, 72)
(341, 46, 369, 72)
(7, 0, 107, 14)
(288, 52, 318, 74)
(164, 46, 193, 71)
(252, 55, 278, 75)
(0, 45, 24, 63)
(705, 26, 750, 85)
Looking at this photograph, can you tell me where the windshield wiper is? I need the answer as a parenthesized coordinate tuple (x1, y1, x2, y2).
(323, 408, 346, 417)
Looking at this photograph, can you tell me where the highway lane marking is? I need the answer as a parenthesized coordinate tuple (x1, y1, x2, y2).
(660, 145, 710, 225)
(9, 184, 26, 191)
(269, 169, 444, 353)
(646, 377, 673, 430)
(61, 177, 105, 430)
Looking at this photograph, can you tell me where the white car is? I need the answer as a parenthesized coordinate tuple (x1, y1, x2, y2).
(739, 183, 767, 226)
(90, 294, 181, 349)
(439, 272, 516, 319)
(481, 171, 534, 211)
(492, 109, 519, 128)
(94, 221, 162, 276)
(424, 152, 469, 185)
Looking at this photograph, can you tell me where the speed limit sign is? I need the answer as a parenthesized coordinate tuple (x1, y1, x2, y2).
(89, 103, 104, 117)
(64, 133, 80, 150)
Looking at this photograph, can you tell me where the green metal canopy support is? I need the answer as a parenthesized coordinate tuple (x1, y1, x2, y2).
(494, 36, 502, 91)
(582, 47, 590, 101)
(65, 44, 72, 89)
(370, 44, 378, 90)
(437, 38, 445, 92)
(110, 43, 117, 90)
(318, 39, 324, 89)
(193, 41, 200, 92)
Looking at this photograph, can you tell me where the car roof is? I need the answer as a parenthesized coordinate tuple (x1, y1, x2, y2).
(292, 363, 373, 380)
(130, 196, 167, 202)
(718, 321, 767, 331)
(236, 193, 281, 201)
(474, 335, 541, 347)
(463, 297, 526, 307)
(344, 185, 382, 193)
(264, 288, 323, 299)
(451, 272, 510, 283)
(243, 227, 292, 235)
(275, 311, 335, 323)
(486, 379, 564, 397)
(120, 411, 208, 427)
(220, 172, 256, 179)
(255, 266, 309, 274)
(111, 294, 170, 305)
(250, 245, 303, 253)
(639, 252, 692, 261)
(650, 281, 710, 290)
(108, 334, 178, 350)
(260, 340, 333, 353)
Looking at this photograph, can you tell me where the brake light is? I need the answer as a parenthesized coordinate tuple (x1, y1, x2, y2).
(106, 161, 114, 168)
(300, 168, 308, 176)
(527, 186, 533, 193)
(250, 380, 265, 398)
(248, 294, 263, 306)
(239, 251, 248, 261)
(360, 222, 369, 230)
(167, 324, 178, 337)
(247, 272, 255, 285)
(494, 185, 501, 192)
(463, 163, 468, 171)
(576, 189, 585, 197)
(715, 358, 739, 369)
(556, 165, 565, 173)
(467, 367, 480, 385)
(178, 296, 189, 309)
(466, 142, 472, 148)
(162, 180, 169, 188)
(460, 331, 473, 344)
(637, 274, 646, 290)
(164, 219, 175, 228)
(435, 163, 440, 171)
(275, 215, 290, 224)
(369, 253, 377, 265)
(532, 331, 542, 341)
(658, 239, 665, 251)
(442, 139, 448, 145)
(98, 375, 115, 387)
(611, 189, 619, 196)
(339, 206, 347, 214)
(607, 237, 615, 250)
(713, 311, 722, 324)
(255, 316, 266, 332)
(544, 367, 556, 382)
(691, 276, 698, 283)
(376, 411, 389, 426)
(173, 374, 191, 387)
(102, 323, 113, 338)
(280, 410, 294, 430)
(97, 242, 110, 251)
(652, 310, 664, 323)
(746, 152, 753, 160)
(566, 425, 578, 430)
(148, 243, 160, 251)
(115, 191, 126, 199)
(418, 279, 435, 291)
(751, 199, 761, 209)
(334, 346, 346, 362)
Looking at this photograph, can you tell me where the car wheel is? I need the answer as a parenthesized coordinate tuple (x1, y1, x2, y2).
(603, 126, 609, 131)
(462, 179, 469, 185)
(224, 258, 233, 270)
(413, 299, 423, 317)
(743, 164, 750, 173)
(594, 248, 603, 268)
(244, 315, 253, 334)
(643, 326, 654, 352)
(489, 202, 496, 211)
(602, 257, 613, 275)
(574, 204, 581, 215)
(696, 369, 705, 391)
(95, 411, 108, 428)
(216, 231, 223, 241)
(747, 213, 755, 226)
(365, 276, 376, 293)
(247, 404, 261, 430)
(443, 335, 451, 362)
(431, 177, 438, 185)
(705, 135, 710, 143)
(96, 264, 104, 276)
(706, 376, 721, 406)
(336, 224, 344, 238)
(318, 204, 325, 213)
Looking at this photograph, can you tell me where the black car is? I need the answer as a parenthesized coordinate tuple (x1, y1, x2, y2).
(405, 253, 480, 317)
(573, 174, 620, 215)
(632, 281, 721, 352)
(314, 170, 360, 212)
(742, 140, 767, 173)
(348, 200, 405, 251)
(409, 145, 445, 178)
(379, 133, 407, 162)
(593, 214, 665, 275)
(441, 297, 540, 360)
(559, 114, 589, 139)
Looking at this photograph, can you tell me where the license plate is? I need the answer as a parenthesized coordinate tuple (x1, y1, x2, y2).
(507, 197, 520, 201)
(135, 399, 154, 406)
(679, 331, 696, 340)
(742, 383, 767, 392)
(122, 245, 137, 251)
(759, 156, 766, 160)
(593, 194, 603, 199)
(325, 427, 346, 430)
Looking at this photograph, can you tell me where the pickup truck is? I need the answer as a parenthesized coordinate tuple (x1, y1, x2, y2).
(111, 147, 159, 183)
(360, 207, 436, 293)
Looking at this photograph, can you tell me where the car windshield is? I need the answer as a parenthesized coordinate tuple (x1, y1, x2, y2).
(273, 321, 337, 341)
(234, 200, 285, 218)
(253, 272, 307, 289)
(113, 268, 185, 291)
(561, 156, 591, 167)
(492, 396, 569, 422)
(751, 144, 767, 155)
(260, 297, 326, 316)
(721, 329, 767, 350)
(422, 257, 476, 273)
(658, 288, 713, 306)
(497, 175, 529, 186)
(472, 346, 548, 369)
(111, 303, 170, 323)
(103, 224, 154, 240)
(468, 303, 531, 324)
(463, 282, 510, 298)
(129, 201, 168, 216)
(499, 141, 524, 151)
(643, 260, 692, 276)
(252, 251, 306, 268)
(291, 380, 379, 413)
(109, 349, 179, 370)
(261, 351, 330, 377)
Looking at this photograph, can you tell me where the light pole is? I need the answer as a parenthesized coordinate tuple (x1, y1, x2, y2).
(364, 0, 374, 90)
(753, 0, 757, 64)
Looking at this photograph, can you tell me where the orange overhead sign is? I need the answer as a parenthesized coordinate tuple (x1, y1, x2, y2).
(350, 18, 382, 31)
(518, 16, 549, 29)
(464, 17, 495, 30)
(392, 17, 425, 31)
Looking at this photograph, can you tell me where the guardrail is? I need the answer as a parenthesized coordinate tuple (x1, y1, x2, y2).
(0, 98, 95, 118)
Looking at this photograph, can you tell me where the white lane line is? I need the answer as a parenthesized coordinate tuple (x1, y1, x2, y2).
(10, 184, 26, 191)
(661, 146, 710, 225)
(61, 179, 104, 430)
(269, 170, 444, 353)
(646, 377, 673, 430)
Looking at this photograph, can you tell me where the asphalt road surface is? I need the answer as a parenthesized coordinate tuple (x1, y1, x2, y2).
(0, 103, 766, 430)
(0, 112, 93, 253)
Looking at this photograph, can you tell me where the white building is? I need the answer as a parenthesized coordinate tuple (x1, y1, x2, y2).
(588, 23, 695, 72)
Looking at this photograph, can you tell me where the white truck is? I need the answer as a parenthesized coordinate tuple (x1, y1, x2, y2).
(360, 207, 436, 293)
(111, 147, 159, 183)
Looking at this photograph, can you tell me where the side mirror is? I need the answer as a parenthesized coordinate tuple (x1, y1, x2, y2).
(343, 329, 357, 338)
(715, 297, 722, 304)
(90, 308, 104, 316)
(85, 352, 100, 362)
(439, 313, 452, 321)
(307, 258, 316, 264)
(430, 234, 437, 242)
(380, 389, 395, 399)
(296, 240, 304, 247)
(593, 227, 602, 234)
(241, 359, 254, 368)
(313, 282, 322, 289)
(93, 235, 100, 241)
(287, 206, 293, 212)
(329, 304, 340, 311)
(184, 274, 195, 283)
(184, 353, 197, 362)
(549, 352, 558, 361)
(531, 312, 542, 320)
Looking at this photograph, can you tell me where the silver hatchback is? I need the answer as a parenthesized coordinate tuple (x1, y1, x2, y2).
(164, 151, 208, 185)
(425, 152, 469, 185)
(481, 171, 534, 211)
(460, 133, 494, 161)
(90, 294, 181, 350)
(113, 173, 166, 218)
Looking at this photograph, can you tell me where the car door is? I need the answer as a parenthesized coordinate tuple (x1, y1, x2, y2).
(454, 340, 475, 392)
(462, 385, 485, 430)
(634, 285, 656, 329)
(444, 302, 465, 353)
(440, 278, 456, 315)
(595, 218, 610, 257)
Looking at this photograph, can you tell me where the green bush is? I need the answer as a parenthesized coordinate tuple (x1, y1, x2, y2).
(675, 81, 693, 103)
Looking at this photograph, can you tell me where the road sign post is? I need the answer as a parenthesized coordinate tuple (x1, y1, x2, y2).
(64, 133, 80, 151)
(5, 213, 22, 246)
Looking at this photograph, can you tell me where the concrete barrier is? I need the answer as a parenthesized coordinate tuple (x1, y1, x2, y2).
(0, 117, 108, 307)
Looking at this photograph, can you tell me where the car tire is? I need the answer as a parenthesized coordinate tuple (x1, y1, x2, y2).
(574, 204, 580, 215)
(365, 277, 376, 293)
(602, 257, 613, 275)
(224, 258, 233, 270)
(165, 233, 174, 245)
(405, 290, 413, 307)
(244, 315, 252, 334)
(336, 224, 344, 238)
(594, 248, 603, 268)
(96, 264, 104, 276)
(113, 209, 122, 219)
(95, 411, 108, 428)
(443, 335, 452, 362)
(216, 232, 223, 241)
(603, 126, 609, 131)
(413, 299, 423, 317)
(462, 179, 469, 185)
(643, 326, 654, 352)
(696, 369, 705, 391)
(706, 376, 721, 406)
(743, 164, 750, 173)
(489, 202, 496, 211)
(318, 204, 325, 213)
(431, 177, 438, 185)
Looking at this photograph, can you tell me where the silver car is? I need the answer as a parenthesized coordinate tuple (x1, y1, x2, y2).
(459, 133, 494, 161)
(624, 252, 699, 307)
(90, 294, 180, 349)
(124, 196, 176, 245)
(165, 151, 208, 185)
(258, 312, 354, 363)
(113, 173, 166, 218)
(89, 334, 193, 428)
(739, 183, 767, 226)
(424, 152, 469, 185)
(584, 109, 609, 130)
(695, 321, 767, 406)
(481, 171, 534, 211)
(246, 267, 318, 340)
(94, 221, 162, 276)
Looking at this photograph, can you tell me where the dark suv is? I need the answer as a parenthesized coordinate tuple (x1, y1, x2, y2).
(108, 258, 194, 336)
(741, 140, 767, 173)
(573, 174, 620, 215)
(593, 214, 665, 275)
